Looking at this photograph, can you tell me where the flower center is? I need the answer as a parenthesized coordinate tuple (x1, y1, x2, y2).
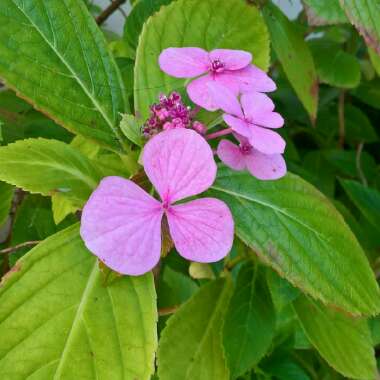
(210, 59, 225, 73)
(240, 143, 252, 155)
(162, 200, 170, 210)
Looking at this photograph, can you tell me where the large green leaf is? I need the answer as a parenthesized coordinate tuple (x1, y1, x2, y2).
(0, 138, 101, 206)
(339, 0, 380, 54)
(0, 0, 128, 151)
(309, 41, 361, 88)
(223, 263, 275, 379)
(208, 166, 380, 316)
(340, 179, 380, 233)
(0, 224, 157, 379)
(0, 181, 13, 227)
(135, 0, 270, 119)
(263, 3, 318, 120)
(303, 0, 347, 25)
(294, 296, 376, 379)
(158, 278, 232, 380)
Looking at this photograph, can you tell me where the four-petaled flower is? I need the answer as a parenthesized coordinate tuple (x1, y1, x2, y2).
(159, 47, 276, 111)
(80, 128, 234, 276)
(209, 82, 286, 155)
(217, 133, 286, 180)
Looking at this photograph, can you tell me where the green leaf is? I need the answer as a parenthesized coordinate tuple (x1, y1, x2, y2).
(51, 194, 79, 225)
(120, 114, 144, 147)
(340, 179, 380, 233)
(262, 353, 311, 380)
(0, 224, 157, 379)
(158, 278, 233, 380)
(352, 78, 380, 109)
(263, 3, 318, 120)
(124, 0, 172, 52)
(223, 263, 275, 379)
(135, 0, 270, 119)
(208, 166, 380, 316)
(294, 296, 376, 379)
(303, 0, 347, 25)
(0, 0, 128, 151)
(339, 0, 380, 55)
(0, 181, 13, 227)
(309, 41, 361, 88)
(0, 138, 101, 206)
(368, 46, 380, 76)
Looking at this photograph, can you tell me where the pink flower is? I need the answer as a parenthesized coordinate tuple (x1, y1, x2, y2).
(209, 82, 286, 155)
(217, 134, 287, 180)
(159, 47, 276, 111)
(80, 129, 234, 276)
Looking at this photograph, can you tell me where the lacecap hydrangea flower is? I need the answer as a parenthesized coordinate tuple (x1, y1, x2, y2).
(159, 47, 276, 111)
(80, 128, 234, 276)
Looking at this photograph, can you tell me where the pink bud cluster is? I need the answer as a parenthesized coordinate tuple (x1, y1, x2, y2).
(143, 92, 206, 138)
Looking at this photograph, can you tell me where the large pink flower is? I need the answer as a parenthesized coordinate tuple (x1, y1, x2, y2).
(209, 82, 286, 155)
(217, 134, 287, 180)
(80, 129, 234, 276)
(159, 47, 276, 111)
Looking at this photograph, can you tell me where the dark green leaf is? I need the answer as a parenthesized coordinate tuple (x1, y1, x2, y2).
(223, 263, 276, 379)
(0, 181, 13, 227)
(303, 0, 347, 25)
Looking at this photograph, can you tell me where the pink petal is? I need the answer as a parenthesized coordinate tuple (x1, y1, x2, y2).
(142, 128, 217, 203)
(217, 139, 246, 171)
(159, 47, 209, 78)
(207, 81, 243, 117)
(223, 114, 251, 139)
(187, 75, 218, 111)
(245, 150, 287, 180)
(248, 125, 286, 155)
(214, 73, 241, 95)
(224, 64, 277, 93)
(209, 49, 252, 71)
(241, 92, 284, 129)
(167, 198, 234, 263)
(80, 177, 163, 276)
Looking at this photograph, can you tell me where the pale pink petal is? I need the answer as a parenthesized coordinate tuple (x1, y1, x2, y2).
(209, 49, 252, 70)
(80, 177, 163, 276)
(245, 150, 287, 180)
(248, 125, 286, 155)
(214, 73, 240, 95)
(167, 198, 234, 262)
(241, 92, 284, 129)
(142, 128, 217, 203)
(225, 64, 277, 93)
(159, 47, 209, 78)
(187, 75, 218, 111)
(223, 114, 251, 139)
(207, 81, 243, 117)
(217, 139, 246, 170)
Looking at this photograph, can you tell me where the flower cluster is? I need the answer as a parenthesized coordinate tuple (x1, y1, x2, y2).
(159, 47, 286, 180)
(142, 91, 206, 138)
(80, 47, 286, 276)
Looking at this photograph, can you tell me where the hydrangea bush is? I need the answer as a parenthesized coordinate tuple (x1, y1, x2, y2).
(0, 0, 379, 379)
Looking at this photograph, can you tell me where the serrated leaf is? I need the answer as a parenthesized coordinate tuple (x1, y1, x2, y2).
(158, 278, 233, 380)
(0, 138, 101, 205)
(208, 166, 380, 316)
(0, 0, 128, 151)
(0, 181, 13, 227)
(340, 0, 380, 55)
(310, 41, 361, 88)
(0, 224, 157, 380)
(223, 263, 275, 379)
(135, 0, 270, 119)
(294, 296, 376, 379)
(340, 179, 380, 233)
(303, 0, 347, 25)
(263, 3, 318, 120)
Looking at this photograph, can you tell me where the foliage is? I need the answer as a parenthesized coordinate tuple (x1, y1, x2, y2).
(0, 0, 379, 379)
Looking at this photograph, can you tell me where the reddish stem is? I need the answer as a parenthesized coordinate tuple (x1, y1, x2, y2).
(205, 128, 232, 140)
